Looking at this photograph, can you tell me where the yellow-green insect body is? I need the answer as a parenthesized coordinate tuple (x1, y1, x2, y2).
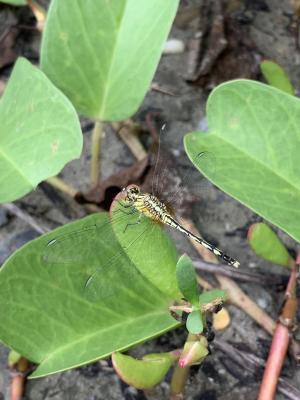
(124, 184, 240, 268)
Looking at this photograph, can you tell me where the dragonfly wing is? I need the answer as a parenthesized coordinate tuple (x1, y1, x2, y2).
(156, 150, 216, 213)
(84, 213, 153, 303)
(43, 224, 100, 264)
(42, 206, 133, 265)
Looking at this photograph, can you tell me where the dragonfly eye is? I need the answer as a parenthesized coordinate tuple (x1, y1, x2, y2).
(126, 185, 140, 199)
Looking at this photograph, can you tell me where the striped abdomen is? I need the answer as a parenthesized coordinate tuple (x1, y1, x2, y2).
(163, 215, 240, 268)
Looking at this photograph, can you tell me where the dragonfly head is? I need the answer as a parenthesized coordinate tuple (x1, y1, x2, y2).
(124, 184, 140, 202)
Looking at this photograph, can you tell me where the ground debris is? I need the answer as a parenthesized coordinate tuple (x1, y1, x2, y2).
(184, 0, 261, 88)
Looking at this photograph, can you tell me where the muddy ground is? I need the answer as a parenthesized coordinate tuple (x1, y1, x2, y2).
(0, 0, 300, 399)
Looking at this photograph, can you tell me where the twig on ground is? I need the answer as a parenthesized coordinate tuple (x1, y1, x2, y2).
(193, 259, 287, 286)
(2, 203, 48, 234)
(151, 82, 176, 96)
(215, 339, 300, 400)
(216, 274, 276, 335)
(112, 121, 147, 161)
(258, 256, 298, 400)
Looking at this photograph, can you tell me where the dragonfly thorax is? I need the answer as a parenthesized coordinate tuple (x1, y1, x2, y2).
(123, 184, 169, 222)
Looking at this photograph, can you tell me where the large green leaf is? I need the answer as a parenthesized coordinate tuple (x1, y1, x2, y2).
(0, 212, 179, 378)
(40, 0, 179, 120)
(0, 57, 82, 203)
(185, 80, 300, 243)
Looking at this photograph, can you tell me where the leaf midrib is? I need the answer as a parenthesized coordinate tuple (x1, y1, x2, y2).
(210, 132, 300, 196)
(98, 2, 127, 118)
(41, 310, 174, 363)
(0, 141, 32, 187)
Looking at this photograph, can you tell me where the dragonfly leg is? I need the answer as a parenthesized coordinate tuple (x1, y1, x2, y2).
(116, 201, 137, 216)
(119, 207, 137, 216)
(123, 213, 142, 233)
(123, 201, 135, 209)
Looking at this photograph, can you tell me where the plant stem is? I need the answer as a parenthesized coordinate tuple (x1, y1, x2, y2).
(46, 176, 77, 198)
(90, 120, 103, 189)
(258, 259, 298, 400)
(10, 357, 28, 400)
(169, 334, 194, 400)
(170, 365, 189, 400)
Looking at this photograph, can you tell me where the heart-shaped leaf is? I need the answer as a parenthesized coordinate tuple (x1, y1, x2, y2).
(248, 222, 292, 267)
(0, 57, 82, 203)
(41, 0, 179, 120)
(185, 80, 300, 243)
(0, 212, 179, 378)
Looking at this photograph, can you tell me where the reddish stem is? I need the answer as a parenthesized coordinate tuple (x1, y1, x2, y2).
(258, 324, 290, 400)
(10, 373, 25, 400)
(258, 262, 298, 400)
(10, 357, 28, 400)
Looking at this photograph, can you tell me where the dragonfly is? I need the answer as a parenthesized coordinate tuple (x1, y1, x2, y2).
(43, 139, 239, 301)
(120, 184, 239, 268)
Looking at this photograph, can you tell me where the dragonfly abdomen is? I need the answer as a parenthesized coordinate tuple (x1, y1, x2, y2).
(164, 215, 240, 268)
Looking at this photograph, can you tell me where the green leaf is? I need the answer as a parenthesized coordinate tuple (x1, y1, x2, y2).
(248, 222, 292, 267)
(176, 254, 199, 305)
(0, 57, 82, 203)
(41, 0, 179, 120)
(0, 213, 179, 378)
(0, 0, 26, 5)
(112, 351, 174, 389)
(186, 310, 203, 334)
(184, 80, 300, 243)
(198, 289, 227, 306)
(260, 60, 294, 95)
